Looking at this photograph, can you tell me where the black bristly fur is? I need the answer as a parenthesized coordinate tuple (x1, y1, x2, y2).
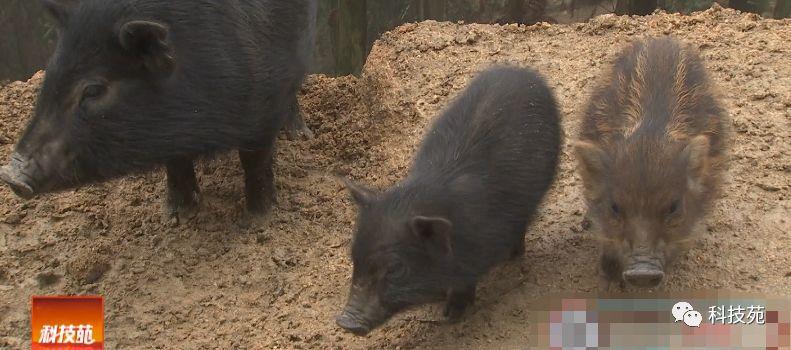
(6, 0, 317, 218)
(340, 66, 561, 334)
(574, 37, 728, 290)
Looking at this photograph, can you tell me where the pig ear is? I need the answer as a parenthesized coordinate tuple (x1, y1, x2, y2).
(572, 140, 607, 179)
(343, 178, 377, 206)
(410, 216, 453, 255)
(119, 20, 175, 77)
(41, 0, 79, 26)
(682, 135, 710, 187)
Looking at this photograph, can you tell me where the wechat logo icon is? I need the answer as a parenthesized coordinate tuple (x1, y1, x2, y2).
(672, 301, 701, 327)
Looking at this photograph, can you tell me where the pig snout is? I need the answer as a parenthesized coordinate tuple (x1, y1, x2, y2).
(336, 287, 391, 336)
(622, 258, 665, 288)
(0, 153, 37, 199)
(335, 309, 371, 336)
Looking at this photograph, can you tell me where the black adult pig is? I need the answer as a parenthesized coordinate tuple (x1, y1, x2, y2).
(336, 66, 561, 335)
(573, 37, 728, 290)
(0, 0, 317, 221)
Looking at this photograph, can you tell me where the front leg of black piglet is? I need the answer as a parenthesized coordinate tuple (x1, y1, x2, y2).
(443, 283, 477, 322)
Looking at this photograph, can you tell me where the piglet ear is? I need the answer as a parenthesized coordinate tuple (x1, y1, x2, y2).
(410, 216, 453, 255)
(572, 140, 607, 178)
(682, 135, 710, 188)
(119, 20, 174, 77)
(342, 178, 377, 206)
(41, 0, 79, 26)
(572, 140, 609, 195)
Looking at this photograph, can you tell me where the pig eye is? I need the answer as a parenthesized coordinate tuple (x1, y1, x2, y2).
(82, 84, 107, 101)
(668, 200, 681, 215)
(386, 262, 409, 281)
(610, 202, 621, 216)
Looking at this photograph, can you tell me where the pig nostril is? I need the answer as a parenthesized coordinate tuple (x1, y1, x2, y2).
(0, 165, 36, 200)
(623, 270, 665, 288)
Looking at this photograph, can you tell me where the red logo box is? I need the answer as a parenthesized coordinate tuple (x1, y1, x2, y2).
(31, 296, 104, 350)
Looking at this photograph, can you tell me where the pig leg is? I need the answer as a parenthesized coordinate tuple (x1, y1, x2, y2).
(239, 146, 277, 216)
(283, 95, 314, 141)
(581, 209, 593, 231)
(599, 249, 624, 292)
(510, 223, 527, 259)
(511, 241, 526, 259)
(165, 157, 201, 223)
(443, 283, 476, 322)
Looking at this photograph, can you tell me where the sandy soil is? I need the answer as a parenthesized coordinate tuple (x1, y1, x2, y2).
(1, 5, 789, 349)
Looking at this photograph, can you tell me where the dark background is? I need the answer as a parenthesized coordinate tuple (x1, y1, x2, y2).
(1, 0, 789, 82)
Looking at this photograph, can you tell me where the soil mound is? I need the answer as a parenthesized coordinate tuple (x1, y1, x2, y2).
(1, 6, 788, 349)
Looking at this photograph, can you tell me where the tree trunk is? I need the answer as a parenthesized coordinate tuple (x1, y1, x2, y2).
(504, 0, 526, 22)
(774, 0, 791, 18)
(0, 0, 56, 81)
(615, 0, 658, 15)
(729, 0, 759, 13)
(419, 0, 446, 21)
(331, 0, 367, 76)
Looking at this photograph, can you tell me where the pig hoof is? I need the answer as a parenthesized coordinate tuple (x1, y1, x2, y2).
(510, 243, 525, 260)
(443, 302, 469, 322)
(443, 287, 475, 322)
(598, 279, 627, 292)
(284, 113, 314, 141)
(244, 196, 275, 218)
(286, 124, 314, 141)
(238, 210, 270, 229)
(166, 205, 199, 225)
(165, 192, 200, 225)
(597, 277, 611, 292)
(239, 197, 274, 228)
(581, 217, 592, 231)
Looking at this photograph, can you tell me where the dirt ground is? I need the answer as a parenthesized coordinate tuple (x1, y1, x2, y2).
(0, 6, 789, 350)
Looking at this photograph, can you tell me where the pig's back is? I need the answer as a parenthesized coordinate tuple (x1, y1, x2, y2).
(126, 0, 314, 140)
(160, 0, 312, 85)
(580, 37, 727, 154)
(410, 66, 561, 215)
